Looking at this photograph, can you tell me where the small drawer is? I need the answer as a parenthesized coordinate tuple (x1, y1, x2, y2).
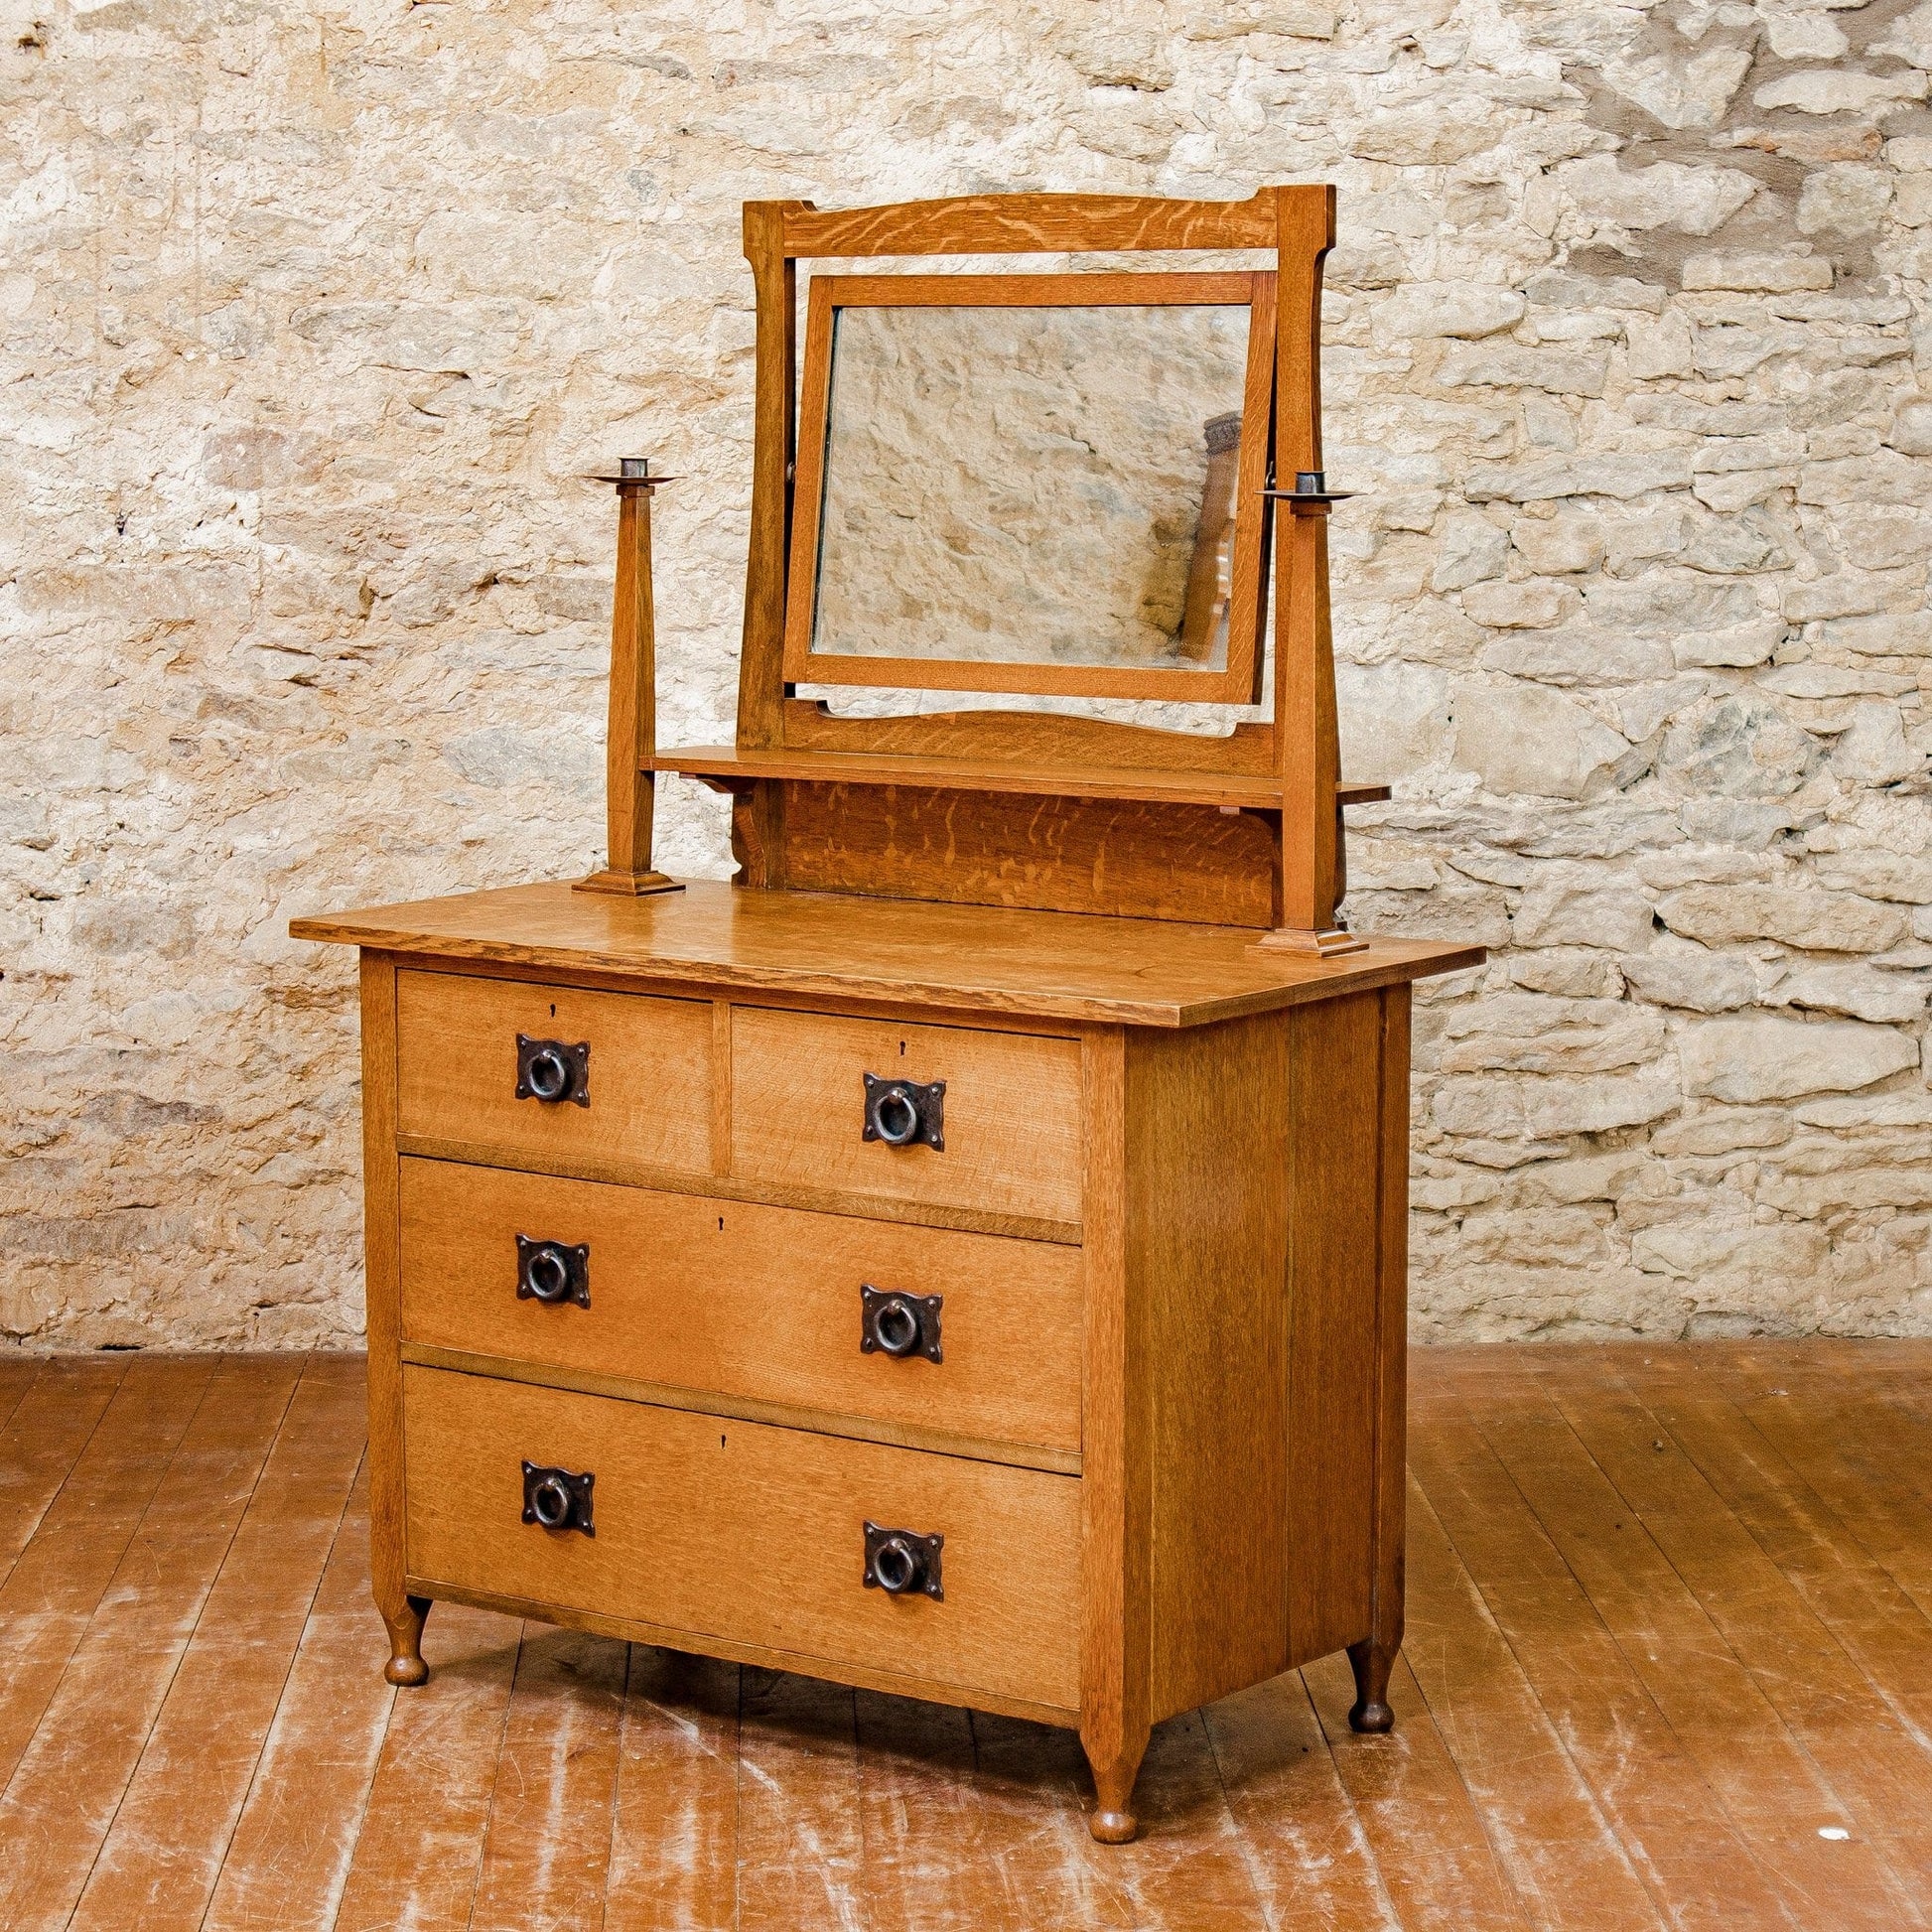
(730, 1009, 1083, 1225)
(395, 972, 711, 1174)
(401, 1365, 1081, 1713)
(398, 1160, 1082, 1455)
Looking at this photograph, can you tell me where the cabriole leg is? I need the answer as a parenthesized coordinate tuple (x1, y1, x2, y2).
(380, 1591, 433, 1687)
(1082, 1725, 1150, 1843)
(1346, 1635, 1396, 1733)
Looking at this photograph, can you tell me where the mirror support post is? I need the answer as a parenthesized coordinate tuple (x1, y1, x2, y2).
(1256, 185, 1365, 958)
(577, 464, 684, 899)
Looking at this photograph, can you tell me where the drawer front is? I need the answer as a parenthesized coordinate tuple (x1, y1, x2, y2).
(398, 1160, 1082, 1454)
(395, 971, 711, 1174)
(402, 1365, 1081, 1712)
(730, 1008, 1083, 1224)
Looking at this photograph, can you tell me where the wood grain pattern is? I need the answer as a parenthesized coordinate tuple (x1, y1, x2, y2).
(1284, 989, 1385, 1671)
(401, 1364, 1083, 1712)
(656, 742, 1372, 810)
(735, 1670, 865, 1932)
(290, 879, 1484, 1029)
(779, 270, 837, 698)
(356, 954, 416, 1688)
(1357, 982, 1412, 1725)
(776, 781, 1279, 927)
(779, 697, 1282, 774)
(468, 1625, 628, 1932)
(0, 1357, 211, 1788)
(736, 201, 794, 752)
(400, 1577, 1077, 1728)
(602, 1646, 740, 1932)
(398, 1343, 1081, 1476)
(1272, 184, 1341, 939)
(730, 1005, 1084, 1222)
(66, 1357, 367, 1932)
(330, 1597, 520, 1932)
(779, 189, 1283, 258)
(200, 1456, 392, 1932)
(0, 1355, 301, 1931)
(0, 1358, 128, 1592)
(1408, 1385, 1801, 1931)
(397, 1157, 1082, 1455)
(577, 477, 680, 897)
(812, 270, 1264, 308)
(5, 1345, 1932, 1927)
(1467, 1368, 1917, 1930)
(394, 966, 713, 1173)
(1078, 1026, 1153, 1842)
(1533, 1352, 1932, 1901)
(1129, 1013, 1291, 1722)
(395, 1131, 1081, 1247)
(780, 266, 1275, 707)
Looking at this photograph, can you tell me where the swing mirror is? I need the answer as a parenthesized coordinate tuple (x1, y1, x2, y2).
(781, 271, 1278, 705)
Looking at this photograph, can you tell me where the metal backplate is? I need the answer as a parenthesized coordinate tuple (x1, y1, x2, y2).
(515, 1235, 591, 1309)
(861, 1072, 945, 1150)
(860, 1284, 943, 1362)
(514, 1035, 592, 1107)
(520, 1459, 596, 1536)
(862, 1520, 944, 1599)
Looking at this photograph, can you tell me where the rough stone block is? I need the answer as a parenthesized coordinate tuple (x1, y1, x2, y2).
(1678, 1017, 1918, 1102)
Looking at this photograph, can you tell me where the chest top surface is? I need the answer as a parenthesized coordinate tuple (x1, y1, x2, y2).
(290, 880, 1480, 1029)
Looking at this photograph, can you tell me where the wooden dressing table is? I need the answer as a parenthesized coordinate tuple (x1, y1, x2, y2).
(293, 187, 1481, 1842)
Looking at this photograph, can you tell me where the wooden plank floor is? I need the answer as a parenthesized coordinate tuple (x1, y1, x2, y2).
(0, 1344, 1926, 1929)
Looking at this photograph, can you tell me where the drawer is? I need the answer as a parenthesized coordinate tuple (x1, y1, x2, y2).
(402, 1365, 1081, 1713)
(395, 971, 711, 1174)
(730, 1008, 1083, 1225)
(398, 1160, 1082, 1454)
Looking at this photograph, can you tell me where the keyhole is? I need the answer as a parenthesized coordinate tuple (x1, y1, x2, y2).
(898, 1040, 906, 1056)
(720, 1434, 727, 1448)
(550, 1004, 556, 1017)
(718, 1216, 724, 1231)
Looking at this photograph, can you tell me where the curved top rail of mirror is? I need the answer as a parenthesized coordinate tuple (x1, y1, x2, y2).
(776, 190, 1311, 260)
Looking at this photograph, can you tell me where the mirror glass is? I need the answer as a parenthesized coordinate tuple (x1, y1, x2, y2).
(807, 302, 1252, 674)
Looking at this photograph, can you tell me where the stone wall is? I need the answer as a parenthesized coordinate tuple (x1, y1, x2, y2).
(3, 0, 1928, 1347)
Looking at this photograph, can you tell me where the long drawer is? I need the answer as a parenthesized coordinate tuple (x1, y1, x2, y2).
(395, 971, 712, 1174)
(730, 1007, 1083, 1225)
(402, 1365, 1082, 1712)
(397, 1159, 1082, 1455)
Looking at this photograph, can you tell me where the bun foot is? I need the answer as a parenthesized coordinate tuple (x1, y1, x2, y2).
(381, 1592, 432, 1686)
(1346, 1635, 1396, 1734)
(1082, 1724, 1148, 1844)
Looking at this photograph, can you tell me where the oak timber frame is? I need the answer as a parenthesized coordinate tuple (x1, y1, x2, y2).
(781, 270, 1277, 706)
(645, 187, 1375, 951)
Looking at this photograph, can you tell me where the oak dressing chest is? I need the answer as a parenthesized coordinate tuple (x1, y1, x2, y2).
(292, 187, 1481, 1841)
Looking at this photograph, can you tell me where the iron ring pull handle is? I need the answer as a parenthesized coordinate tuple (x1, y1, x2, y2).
(862, 1072, 945, 1150)
(521, 1460, 595, 1535)
(860, 1285, 942, 1362)
(516, 1035, 591, 1107)
(530, 1474, 573, 1526)
(863, 1521, 944, 1599)
(516, 1235, 590, 1309)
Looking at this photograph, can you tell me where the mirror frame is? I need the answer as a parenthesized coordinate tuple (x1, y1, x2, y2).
(780, 270, 1278, 705)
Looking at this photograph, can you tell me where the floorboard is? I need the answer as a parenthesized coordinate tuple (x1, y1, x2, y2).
(0, 1342, 1924, 1929)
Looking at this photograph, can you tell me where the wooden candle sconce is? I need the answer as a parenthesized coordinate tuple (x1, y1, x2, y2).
(575, 458, 684, 900)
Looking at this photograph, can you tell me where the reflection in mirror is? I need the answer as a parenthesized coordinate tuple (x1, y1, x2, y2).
(808, 303, 1252, 674)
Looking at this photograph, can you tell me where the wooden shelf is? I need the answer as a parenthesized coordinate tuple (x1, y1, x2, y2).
(651, 746, 1391, 812)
